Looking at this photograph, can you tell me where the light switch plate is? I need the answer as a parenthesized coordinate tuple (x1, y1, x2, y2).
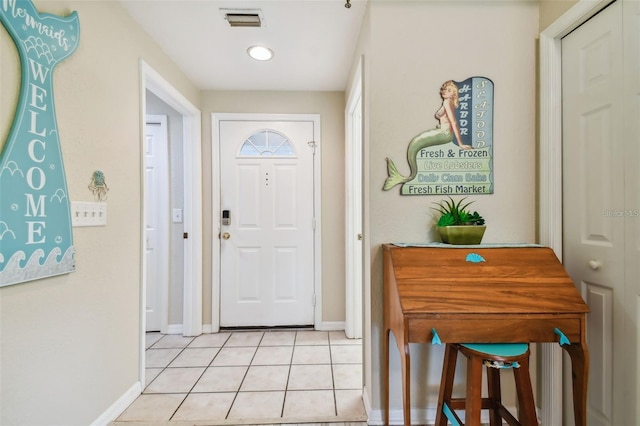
(172, 208, 183, 223)
(71, 201, 107, 227)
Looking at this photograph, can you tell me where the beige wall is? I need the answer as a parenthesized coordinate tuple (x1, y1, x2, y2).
(360, 0, 540, 417)
(0, 1, 199, 424)
(201, 91, 347, 325)
(539, 0, 579, 31)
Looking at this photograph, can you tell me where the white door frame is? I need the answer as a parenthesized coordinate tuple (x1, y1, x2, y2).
(139, 61, 203, 381)
(211, 113, 322, 332)
(145, 115, 170, 333)
(539, 1, 611, 424)
(345, 56, 364, 339)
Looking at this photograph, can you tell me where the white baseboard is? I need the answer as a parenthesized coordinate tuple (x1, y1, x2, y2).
(314, 320, 345, 331)
(367, 404, 527, 425)
(166, 324, 183, 334)
(362, 385, 373, 421)
(91, 382, 141, 426)
(367, 407, 438, 425)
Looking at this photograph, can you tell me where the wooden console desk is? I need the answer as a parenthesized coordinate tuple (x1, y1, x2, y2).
(383, 244, 589, 426)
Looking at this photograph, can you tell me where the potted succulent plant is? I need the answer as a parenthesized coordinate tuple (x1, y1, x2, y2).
(431, 196, 486, 245)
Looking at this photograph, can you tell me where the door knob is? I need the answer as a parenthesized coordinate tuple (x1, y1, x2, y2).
(588, 260, 601, 270)
(222, 232, 231, 240)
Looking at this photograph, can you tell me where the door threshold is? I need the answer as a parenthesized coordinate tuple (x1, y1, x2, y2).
(220, 325, 314, 332)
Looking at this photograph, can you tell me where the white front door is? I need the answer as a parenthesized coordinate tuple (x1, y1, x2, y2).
(219, 117, 317, 327)
(561, 2, 639, 424)
(145, 115, 170, 332)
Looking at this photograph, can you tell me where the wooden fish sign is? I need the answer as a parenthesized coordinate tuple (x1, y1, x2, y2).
(0, 0, 79, 286)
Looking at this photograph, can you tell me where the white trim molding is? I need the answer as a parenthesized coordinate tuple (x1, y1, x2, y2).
(91, 382, 141, 426)
(139, 60, 203, 393)
(366, 406, 518, 425)
(314, 321, 346, 331)
(539, 1, 611, 425)
(140, 60, 203, 339)
(166, 324, 184, 335)
(345, 55, 364, 340)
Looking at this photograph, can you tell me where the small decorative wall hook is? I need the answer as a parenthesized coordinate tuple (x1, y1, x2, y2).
(89, 170, 109, 201)
(345, 0, 351, 9)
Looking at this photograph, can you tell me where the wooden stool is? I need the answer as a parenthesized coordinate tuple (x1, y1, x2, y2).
(435, 343, 538, 426)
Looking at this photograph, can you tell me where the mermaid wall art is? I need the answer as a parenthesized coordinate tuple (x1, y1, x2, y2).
(0, 0, 80, 286)
(383, 77, 494, 195)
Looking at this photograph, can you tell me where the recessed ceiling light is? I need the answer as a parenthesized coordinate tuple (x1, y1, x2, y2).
(247, 45, 274, 61)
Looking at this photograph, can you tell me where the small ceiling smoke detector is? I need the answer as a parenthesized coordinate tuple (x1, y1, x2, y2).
(220, 9, 264, 27)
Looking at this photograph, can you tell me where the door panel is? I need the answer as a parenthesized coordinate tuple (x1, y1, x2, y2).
(623, 0, 640, 420)
(583, 283, 613, 420)
(581, 107, 616, 245)
(562, 2, 631, 425)
(145, 116, 169, 332)
(219, 119, 316, 327)
(237, 164, 260, 227)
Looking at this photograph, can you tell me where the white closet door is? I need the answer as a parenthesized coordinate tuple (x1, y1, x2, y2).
(562, 1, 639, 424)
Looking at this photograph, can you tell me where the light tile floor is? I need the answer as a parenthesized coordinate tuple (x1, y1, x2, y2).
(113, 330, 367, 425)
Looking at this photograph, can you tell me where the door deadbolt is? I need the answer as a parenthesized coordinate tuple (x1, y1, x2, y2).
(222, 210, 231, 226)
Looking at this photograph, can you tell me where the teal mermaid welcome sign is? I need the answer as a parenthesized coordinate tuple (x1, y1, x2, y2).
(0, 0, 79, 287)
(384, 77, 494, 195)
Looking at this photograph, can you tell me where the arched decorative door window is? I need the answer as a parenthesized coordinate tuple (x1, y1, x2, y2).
(239, 130, 297, 157)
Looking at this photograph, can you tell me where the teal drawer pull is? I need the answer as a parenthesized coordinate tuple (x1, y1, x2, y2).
(431, 328, 442, 345)
(554, 328, 571, 346)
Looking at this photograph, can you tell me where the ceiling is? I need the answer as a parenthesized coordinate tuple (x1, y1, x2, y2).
(119, 0, 368, 92)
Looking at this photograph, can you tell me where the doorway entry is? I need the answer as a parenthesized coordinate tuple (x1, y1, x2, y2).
(212, 114, 321, 329)
(140, 61, 203, 385)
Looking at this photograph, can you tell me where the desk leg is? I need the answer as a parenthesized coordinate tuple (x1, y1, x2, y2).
(563, 343, 590, 426)
(386, 329, 411, 425)
(384, 328, 390, 426)
(401, 342, 411, 426)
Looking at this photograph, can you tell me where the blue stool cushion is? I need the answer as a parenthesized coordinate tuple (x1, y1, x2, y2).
(460, 343, 528, 357)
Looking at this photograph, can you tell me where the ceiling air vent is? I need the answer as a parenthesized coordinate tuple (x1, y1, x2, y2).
(221, 9, 264, 28)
